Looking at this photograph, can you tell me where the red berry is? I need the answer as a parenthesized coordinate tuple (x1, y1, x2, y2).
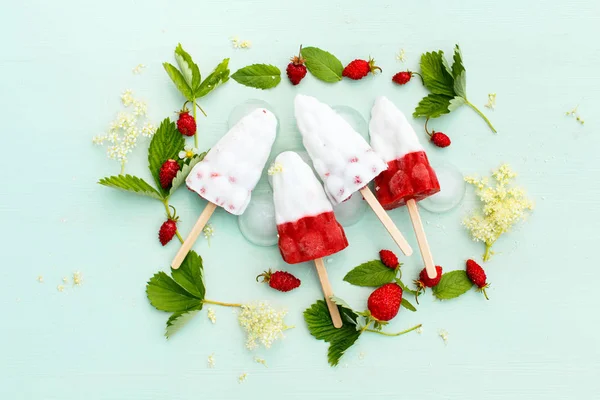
(286, 47, 307, 85)
(392, 71, 412, 85)
(158, 218, 178, 246)
(466, 259, 490, 300)
(367, 283, 403, 321)
(342, 58, 382, 80)
(177, 110, 196, 136)
(159, 159, 180, 189)
(379, 249, 399, 269)
(417, 266, 443, 288)
(431, 132, 451, 148)
(257, 269, 301, 292)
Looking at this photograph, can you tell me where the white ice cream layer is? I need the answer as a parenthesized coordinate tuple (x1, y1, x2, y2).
(294, 95, 387, 205)
(272, 151, 333, 225)
(369, 96, 424, 162)
(186, 108, 277, 215)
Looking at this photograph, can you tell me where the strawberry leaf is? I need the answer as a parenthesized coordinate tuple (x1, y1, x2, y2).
(231, 64, 281, 89)
(304, 300, 361, 366)
(163, 62, 195, 102)
(300, 46, 343, 83)
(451, 44, 465, 79)
(196, 58, 230, 98)
(174, 43, 201, 90)
(448, 96, 467, 112)
(432, 270, 474, 300)
(413, 94, 453, 119)
(168, 152, 206, 197)
(148, 118, 185, 197)
(343, 260, 397, 287)
(401, 298, 417, 312)
(146, 250, 205, 312)
(98, 174, 163, 200)
(165, 310, 200, 339)
(420, 50, 455, 97)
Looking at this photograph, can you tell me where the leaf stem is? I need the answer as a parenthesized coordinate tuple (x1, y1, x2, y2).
(120, 161, 125, 175)
(192, 99, 198, 148)
(465, 100, 497, 133)
(162, 199, 171, 217)
(175, 230, 184, 244)
(202, 299, 242, 308)
(365, 323, 422, 337)
(483, 243, 493, 262)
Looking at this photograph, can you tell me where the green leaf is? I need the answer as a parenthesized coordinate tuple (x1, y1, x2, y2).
(453, 72, 467, 99)
(420, 51, 455, 97)
(304, 300, 361, 366)
(98, 174, 163, 200)
(301, 46, 343, 83)
(451, 44, 465, 79)
(148, 118, 185, 197)
(231, 64, 281, 89)
(432, 270, 474, 300)
(401, 298, 417, 312)
(174, 43, 201, 90)
(146, 272, 203, 312)
(163, 62, 194, 102)
(413, 94, 453, 119)
(168, 152, 206, 197)
(196, 58, 230, 98)
(165, 310, 200, 339)
(448, 96, 467, 112)
(343, 260, 397, 287)
(171, 251, 205, 299)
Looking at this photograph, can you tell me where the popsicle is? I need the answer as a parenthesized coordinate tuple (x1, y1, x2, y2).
(294, 94, 412, 256)
(369, 96, 440, 278)
(272, 151, 347, 328)
(171, 108, 277, 269)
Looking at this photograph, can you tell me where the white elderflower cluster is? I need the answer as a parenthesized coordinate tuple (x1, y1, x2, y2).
(231, 36, 251, 49)
(207, 308, 216, 324)
(92, 90, 155, 172)
(238, 302, 288, 350)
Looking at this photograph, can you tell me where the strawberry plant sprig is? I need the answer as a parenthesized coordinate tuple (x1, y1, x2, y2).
(413, 44, 496, 133)
(163, 44, 230, 147)
(99, 117, 206, 244)
(147, 251, 292, 345)
(305, 298, 421, 366)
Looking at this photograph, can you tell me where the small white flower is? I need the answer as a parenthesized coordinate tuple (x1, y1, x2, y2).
(268, 162, 283, 176)
(132, 64, 146, 74)
(254, 357, 267, 367)
(485, 93, 497, 110)
(396, 48, 406, 62)
(207, 353, 215, 368)
(238, 372, 247, 384)
(207, 308, 216, 324)
(92, 135, 106, 145)
(73, 271, 82, 286)
(179, 146, 199, 160)
(133, 100, 147, 117)
(141, 122, 155, 138)
(57, 285, 65, 292)
(62, 277, 69, 284)
(121, 90, 134, 107)
(439, 329, 449, 344)
(231, 36, 251, 49)
(238, 301, 289, 350)
(37, 275, 44, 283)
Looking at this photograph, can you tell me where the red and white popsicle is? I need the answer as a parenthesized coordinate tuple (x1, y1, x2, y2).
(369, 96, 441, 278)
(171, 108, 278, 269)
(294, 94, 413, 257)
(272, 151, 348, 328)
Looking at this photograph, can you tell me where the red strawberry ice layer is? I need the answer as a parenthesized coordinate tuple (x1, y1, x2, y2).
(277, 211, 348, 264)
(374, 151, 440, 210)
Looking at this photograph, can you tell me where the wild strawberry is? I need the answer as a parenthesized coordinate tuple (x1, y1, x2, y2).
(414, 266, 443, 303)
(257, 269, 301, 292)
(342, 57, 382, 80)
(158, 218, 178, 246)
(379, 249, 399, 269)
(466, 259, 490, 300)
(392, 70, 423, 85)
(159, 159, 180, 189)
(177, 109, 196, 136)
(286, 46, 307, 85)
(425, 118, 451, 148)
(367, 283, 403, 321)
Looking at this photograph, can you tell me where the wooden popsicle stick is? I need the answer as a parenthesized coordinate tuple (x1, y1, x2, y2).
(314, 258, 343, 329)
(171, 202, 218, 270)
(359, 186, 413, 256)
(406, 199, 436, 279)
